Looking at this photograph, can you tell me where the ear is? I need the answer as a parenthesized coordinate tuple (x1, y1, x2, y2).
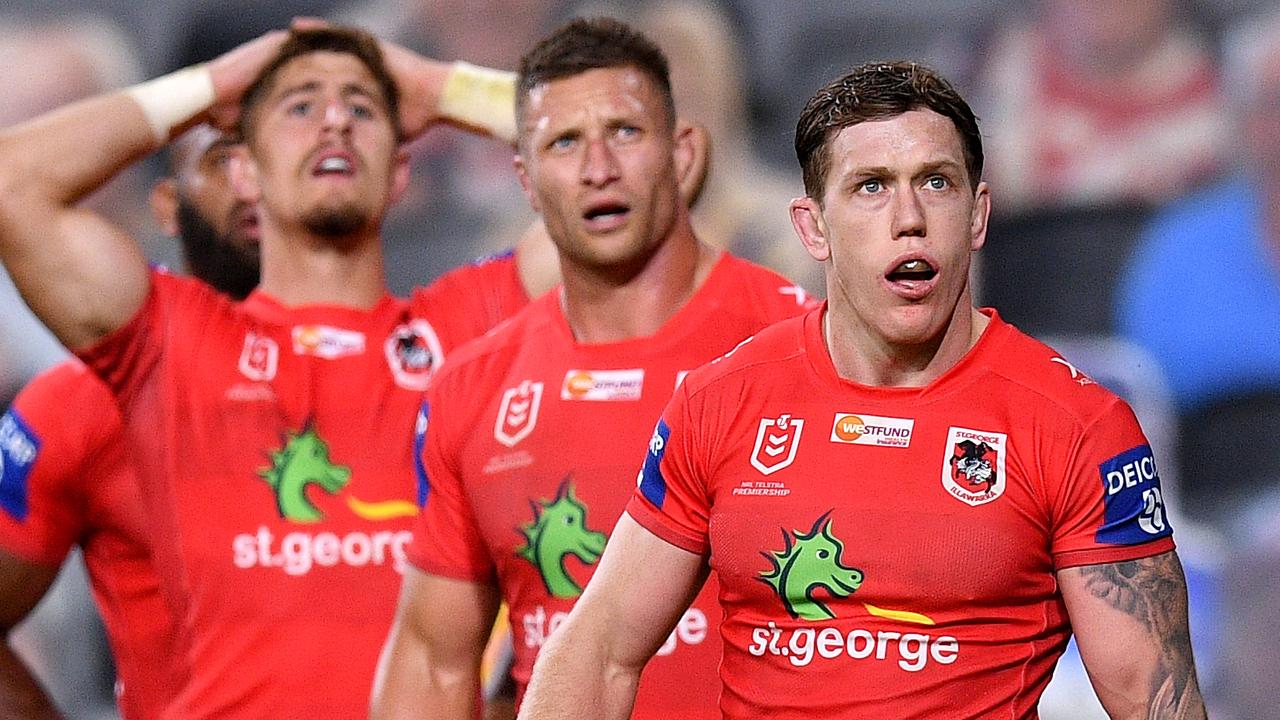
(149, 179, 180, 237)
(513, 154, 542, 214)
(969, 181, 991, 252)
(790, 196, 830, 262)
(227, 145, 260, 204)
(389, 148, 412, 206)
(672, 119, 707, 208)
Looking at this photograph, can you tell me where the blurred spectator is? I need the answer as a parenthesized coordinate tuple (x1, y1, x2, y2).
(1220, 490, 1280, 718)
(0, 14, 149, 399)
(1115, 7, 1280, 414)
(978, 202, 1152, 337)
(972, 0, 1230, 211)
(339, 0, 565, 292)
(734, 0, 994, 168)
(627, 0, 818, 294)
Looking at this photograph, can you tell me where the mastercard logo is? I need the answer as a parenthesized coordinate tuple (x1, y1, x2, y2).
(565, 371, 596, 397)
(833, 415, 867, 442)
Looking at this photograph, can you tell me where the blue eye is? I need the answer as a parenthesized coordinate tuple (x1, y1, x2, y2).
(287, 101, 311, 117)
(925, 176, 949, 190)
(351, 104, 375, 120)
(859, 179, 882, 194)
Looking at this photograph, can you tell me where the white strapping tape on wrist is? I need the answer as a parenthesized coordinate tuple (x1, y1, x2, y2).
(125, 65, 216, 143)
(438, 62, 517, 144)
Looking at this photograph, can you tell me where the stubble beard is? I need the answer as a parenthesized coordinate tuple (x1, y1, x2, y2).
(301, 201, 370, 239)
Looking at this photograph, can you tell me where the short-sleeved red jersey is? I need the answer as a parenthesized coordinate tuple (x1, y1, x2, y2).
(0, 360, 184, 720)
(408, 254, 815, 717)
(628, 306, 1176, 719)
(74, 254, 526, 719)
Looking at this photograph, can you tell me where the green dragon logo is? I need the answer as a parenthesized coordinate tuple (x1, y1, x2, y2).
(759, 511, 864, 621)
(258, 425, 351, 523)
(516, 478, 607, 598)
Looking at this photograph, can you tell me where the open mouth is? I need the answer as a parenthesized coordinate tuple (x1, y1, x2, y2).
(883, 256, 939, 300)
(582, 201, 631, 230)
(312, 153, 355, 177)
(885, 258, 937, 283)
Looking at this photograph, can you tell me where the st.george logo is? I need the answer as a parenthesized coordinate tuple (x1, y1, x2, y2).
(759, 511, 863, 620)
(516, 479, 607, 598)
(495, 381, 544, 448)
(259, 425, 351, 523)
(751, 414, 804, 475)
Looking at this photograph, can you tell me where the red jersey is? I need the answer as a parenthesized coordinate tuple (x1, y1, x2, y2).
(75, 254, 526, 719)
(628, 306, 1176, 720)
(408, 254, 814, 717)
(0, 360, 183, 720)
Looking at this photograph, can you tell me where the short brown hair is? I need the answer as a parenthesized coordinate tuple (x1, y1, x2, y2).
(238, 26, 401, 144)
(516, 17, 675, 143)
(795, 61, 983, 199)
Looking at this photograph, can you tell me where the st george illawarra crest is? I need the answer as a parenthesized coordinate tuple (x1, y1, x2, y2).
(941, 426, 1008, 506)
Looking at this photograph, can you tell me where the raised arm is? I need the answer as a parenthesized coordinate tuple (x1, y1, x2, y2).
(518, 513, 708, 720)
(370, 568, 500, 720)
(1058, 550, 1207, 719)
(0, 553, 62, 720)
(0, 31, 283, 350)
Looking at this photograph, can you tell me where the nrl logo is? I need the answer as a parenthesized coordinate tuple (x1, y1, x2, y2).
(495, 381, 543, 447)
(239, 332, 278, 382)
(759, 511, 863, 621)
(516, 478, 607, 598)
(751, 414, 804, 475)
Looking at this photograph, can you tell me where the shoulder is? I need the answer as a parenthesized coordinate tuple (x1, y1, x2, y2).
(713, 254, 817, 316)
(415, 250, 521, 300)
(410, 250, 530, 344)
(10, 359, 120, 431)
(428, 293, 556, 396)
(982, 315, 1132, 428)
(680, 308, 810, 400)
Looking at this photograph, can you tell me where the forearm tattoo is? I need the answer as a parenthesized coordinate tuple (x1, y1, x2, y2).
(1075, 552, 1206, 719)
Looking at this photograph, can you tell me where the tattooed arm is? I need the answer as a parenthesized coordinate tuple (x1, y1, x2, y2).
(1058, 550, 1207, 719)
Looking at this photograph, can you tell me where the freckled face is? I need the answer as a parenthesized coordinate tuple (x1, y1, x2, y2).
(800, 110, 989, 347)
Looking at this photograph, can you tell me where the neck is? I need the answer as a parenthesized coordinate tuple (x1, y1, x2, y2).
(257, 220, 387, 308)
(559, 220, 717, 343)
(824, 295, 989, 388)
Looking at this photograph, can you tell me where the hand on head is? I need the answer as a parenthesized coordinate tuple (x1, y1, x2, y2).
(204, 29, 290, 130)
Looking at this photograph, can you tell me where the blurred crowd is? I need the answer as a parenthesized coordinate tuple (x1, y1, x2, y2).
(1, 0, 1276, 717)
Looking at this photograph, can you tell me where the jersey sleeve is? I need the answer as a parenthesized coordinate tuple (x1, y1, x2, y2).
(625, 382, 713, 555)
(405, 380, 497, 583)
(1049, 397, 1176, 570)
(74, 269, 169, 406)
(412, 251, 530, 344)
(0, 363, 117, 565)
